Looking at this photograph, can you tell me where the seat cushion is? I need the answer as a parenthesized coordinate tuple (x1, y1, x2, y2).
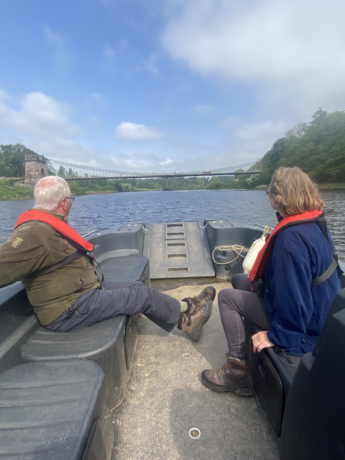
(0, 360, 106, 460)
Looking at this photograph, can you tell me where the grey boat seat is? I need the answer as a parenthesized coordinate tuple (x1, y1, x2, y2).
(0, 359, 113, 460)
(20, 255, 150, 409)
(100, 255, 150, 285)
(21, 315, 137, 410)
(0, 282, 39, 375)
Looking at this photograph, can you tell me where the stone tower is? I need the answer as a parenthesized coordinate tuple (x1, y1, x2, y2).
(25, 154, 48, 186)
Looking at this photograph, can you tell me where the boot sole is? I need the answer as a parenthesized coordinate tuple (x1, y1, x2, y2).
(201, 373, 254, 397)
(190, 299, 213, 342)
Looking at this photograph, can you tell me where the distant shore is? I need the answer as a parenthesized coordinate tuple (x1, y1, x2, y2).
(0, 179, 344, 202)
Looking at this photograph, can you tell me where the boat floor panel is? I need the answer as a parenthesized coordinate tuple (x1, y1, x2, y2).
(112, 280, 279, 460)
(147, 223, 215, 279)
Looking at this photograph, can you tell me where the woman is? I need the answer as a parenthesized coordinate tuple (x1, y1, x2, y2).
(201, 167, 341, 396)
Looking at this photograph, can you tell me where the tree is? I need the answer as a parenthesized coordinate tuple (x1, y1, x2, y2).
(57, 166, 66, 177)
(252, 108, 345, 186)
(0, 144, 38, 177)
(284, 122, 307, 139)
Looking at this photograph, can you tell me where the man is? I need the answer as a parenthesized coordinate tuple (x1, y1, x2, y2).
(0, 176, 215, 341)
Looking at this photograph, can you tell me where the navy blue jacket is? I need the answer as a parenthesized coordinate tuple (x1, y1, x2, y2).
(265, 221, 341, 356)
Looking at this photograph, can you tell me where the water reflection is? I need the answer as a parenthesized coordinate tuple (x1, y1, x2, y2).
(0, 189, 344, 260)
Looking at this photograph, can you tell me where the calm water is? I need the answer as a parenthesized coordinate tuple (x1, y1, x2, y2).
(0, 189, 344, 261)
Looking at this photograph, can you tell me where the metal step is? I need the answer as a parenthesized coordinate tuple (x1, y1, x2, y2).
(145, 222, 215, 279)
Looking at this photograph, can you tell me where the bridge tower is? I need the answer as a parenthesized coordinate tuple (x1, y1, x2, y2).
(25, 154, 48, 186)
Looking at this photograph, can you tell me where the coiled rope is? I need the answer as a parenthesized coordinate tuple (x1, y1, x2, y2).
(212, 226, 270, 266)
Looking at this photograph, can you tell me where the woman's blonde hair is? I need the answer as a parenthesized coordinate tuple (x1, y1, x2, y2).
(269, 167, 324, 216)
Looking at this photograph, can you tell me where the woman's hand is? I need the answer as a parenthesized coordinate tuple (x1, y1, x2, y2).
(252, 331, 275, 353)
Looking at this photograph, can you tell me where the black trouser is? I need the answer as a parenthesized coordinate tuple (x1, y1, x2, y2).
(218, 274, 270, 359)
(46, 280, 181, 332)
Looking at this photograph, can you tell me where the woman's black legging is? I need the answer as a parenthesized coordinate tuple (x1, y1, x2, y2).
(218, 273, 270, 359)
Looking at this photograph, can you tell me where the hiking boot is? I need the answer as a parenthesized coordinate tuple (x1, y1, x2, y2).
(193, 286, 216, 303)
(177, 298, 213, 342)
(201, 356, 253, 396)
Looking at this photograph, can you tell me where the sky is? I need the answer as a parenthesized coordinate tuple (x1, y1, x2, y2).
(1, 0, 345, 174)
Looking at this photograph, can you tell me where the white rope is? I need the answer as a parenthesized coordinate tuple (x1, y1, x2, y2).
(212, 226, 270, 266)
(212, 245, 249, 265)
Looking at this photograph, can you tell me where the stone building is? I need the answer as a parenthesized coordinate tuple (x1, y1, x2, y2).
(25, 154, 48, 186)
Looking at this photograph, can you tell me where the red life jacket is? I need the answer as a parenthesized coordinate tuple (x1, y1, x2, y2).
(249, 210, 323, 284)
(15, 209, 94, 252)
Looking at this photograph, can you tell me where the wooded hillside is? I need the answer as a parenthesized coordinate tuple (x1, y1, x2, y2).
(252, 108, 345, 186)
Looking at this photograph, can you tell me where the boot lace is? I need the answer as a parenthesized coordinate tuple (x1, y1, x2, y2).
(182, 311, 193, 326)
(211, 362, 230, 378)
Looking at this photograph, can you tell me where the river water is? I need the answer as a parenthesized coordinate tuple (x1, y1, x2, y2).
(0, 189, 344, 261)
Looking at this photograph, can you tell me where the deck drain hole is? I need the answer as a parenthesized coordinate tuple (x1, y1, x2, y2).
(183, 353, 191, 359)
(189, 427, 201, 439)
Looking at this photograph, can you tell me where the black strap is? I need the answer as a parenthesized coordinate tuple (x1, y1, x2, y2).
(92, 259, 105, 290)
(29, 248, 86, 277)
(311, 257, 339, 286)
(312, 215, 343, 286)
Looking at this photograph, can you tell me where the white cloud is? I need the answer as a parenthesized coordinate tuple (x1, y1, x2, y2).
(0, 91, 81, 140)
(0, 89, 10, 101)
(159, 158, 174, 165)
(41, 24, 76, 71)
(161, 0, 345, 117)
(193, 104, 216, 115)
(0, 90, 86, 165)
(237, 120, 287, 141)
(115, 122, 163, 140)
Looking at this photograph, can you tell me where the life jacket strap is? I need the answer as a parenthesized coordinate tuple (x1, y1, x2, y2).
(28, 248, 88, 278)
(313, 215, 344, 285)
(311, 257, 339, 286)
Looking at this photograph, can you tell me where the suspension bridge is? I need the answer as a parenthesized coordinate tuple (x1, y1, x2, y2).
(48, 159, 261, 181)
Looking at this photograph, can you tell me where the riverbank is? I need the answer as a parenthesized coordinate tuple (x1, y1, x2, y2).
(0, 178, 344, 201)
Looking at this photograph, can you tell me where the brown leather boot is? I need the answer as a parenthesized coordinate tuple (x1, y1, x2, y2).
(201, 356, 253, 396)
(193, 286, 216, 303)
(177, 298, 213, 342)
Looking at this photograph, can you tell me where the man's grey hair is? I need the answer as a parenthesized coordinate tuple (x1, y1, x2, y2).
(34, 176, 71, 211)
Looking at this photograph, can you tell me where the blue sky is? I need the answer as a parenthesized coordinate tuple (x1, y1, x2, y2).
(1, 0, 345, 173)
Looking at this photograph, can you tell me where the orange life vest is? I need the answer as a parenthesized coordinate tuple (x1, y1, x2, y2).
(15, 209, 94, 252)
(249, 210, 324, 284)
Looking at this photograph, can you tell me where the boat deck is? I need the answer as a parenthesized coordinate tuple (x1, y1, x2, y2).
(112, 279, 280, 460)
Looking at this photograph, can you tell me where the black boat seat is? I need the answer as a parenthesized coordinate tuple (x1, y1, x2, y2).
(247, 287, 345, 437)
(0, 282, 39, 374)
(248, 325, 301, 436)
(20, 256, 149, 409)
(0, 359, 112, 460)
(280, 289, 345, 460)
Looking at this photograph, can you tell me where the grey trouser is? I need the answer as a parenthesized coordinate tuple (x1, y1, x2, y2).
(218, 273, 270, 359)
(46, 280, 180, 332)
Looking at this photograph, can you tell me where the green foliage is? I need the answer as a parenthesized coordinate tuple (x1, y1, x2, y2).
(252, 108, 345, 187)
(57, 165, 66, 177)
(66, 175, 240, 196)
(0, 144, 38, 178)
(0, 179, 34, 200)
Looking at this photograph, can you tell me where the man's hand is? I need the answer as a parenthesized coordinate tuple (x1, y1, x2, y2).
(252, 331, 275, 353)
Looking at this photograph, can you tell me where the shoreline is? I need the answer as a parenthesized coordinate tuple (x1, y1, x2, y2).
(0, 182, 344, 202)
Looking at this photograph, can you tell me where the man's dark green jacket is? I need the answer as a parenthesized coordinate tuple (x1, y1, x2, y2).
(0, 209, 99, 325)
